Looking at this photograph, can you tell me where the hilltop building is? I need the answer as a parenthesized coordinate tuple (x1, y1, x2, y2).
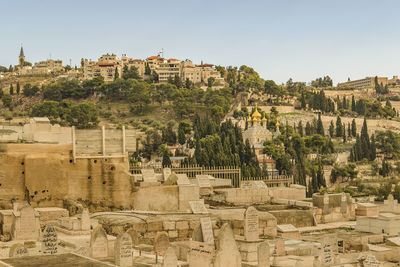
(337, 76, 388, 90)
(81, 54, 122, 82)
(81, 53, 225, 86)
(14, 46, 63, 75)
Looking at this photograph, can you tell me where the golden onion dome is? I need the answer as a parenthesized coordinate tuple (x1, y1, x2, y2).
(247, 116, 252, 122)
(261, 116, 267, 122)
(276, 121, 280, 127)
(252, 104, 262, 120)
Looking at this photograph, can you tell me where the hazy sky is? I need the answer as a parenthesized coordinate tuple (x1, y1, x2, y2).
(1, 0, 399, 84)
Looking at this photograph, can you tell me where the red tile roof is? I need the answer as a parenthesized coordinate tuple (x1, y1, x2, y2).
(96, 62, 118, 66)
(258, 158, 276, 163)
(147, 56, 163, 60)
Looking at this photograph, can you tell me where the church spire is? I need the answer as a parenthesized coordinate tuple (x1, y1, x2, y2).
(19, 45, 24, 57)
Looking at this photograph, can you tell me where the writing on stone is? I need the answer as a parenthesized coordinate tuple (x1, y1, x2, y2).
(244, 206, 259, 241)
(200, 217, 215, 246)
(42, 225, 57, 255)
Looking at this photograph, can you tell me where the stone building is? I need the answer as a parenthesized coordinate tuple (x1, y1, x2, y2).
(121, 56, 145, 77)
(337, 76, 388, 89)
(32, 59, 63, 75)
(242, 105, 273, 151)
(81, 54, 122, 82)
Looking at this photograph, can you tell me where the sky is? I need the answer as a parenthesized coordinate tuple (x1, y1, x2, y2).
(1, 0, 400, 84)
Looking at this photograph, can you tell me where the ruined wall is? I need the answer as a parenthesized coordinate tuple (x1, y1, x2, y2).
(0, 144, 134, 210)
(132, 186, 179, 211)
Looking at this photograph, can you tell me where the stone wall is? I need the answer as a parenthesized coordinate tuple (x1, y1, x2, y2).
(211, 188, 270, 205)
(269, 185, 306, 200)
(0, 144, 133, 210)
(269, 209, 315, 227)
(132, 186, 179, 211)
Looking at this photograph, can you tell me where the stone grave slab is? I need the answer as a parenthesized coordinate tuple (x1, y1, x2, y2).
(188, 241, 214, 267)
(89, 225, 108, 259)
(164, 172, 178, 185)
(367, 244, 391, 252)
(275, 239, 285, 256)
(115, 232, 133, 267)
(142, 168, 156, 182)
(214, 223, 241, 267)
(244, 206, 259, 241)
(196, 175, 211, 188)
(154, 232, 170, 256)
(277, 224, 298, 233)
(320, 234, 337, 265)
(387, 237, 400, 246)
(200, 217, 215, 246)
(176, 174, 190, 185)
(162, 246, 177, 267)
(81, 208, 90, 231)
(189, 200, 208, 214)
(42, 225, 58, 254)
(9, 243, 28, 258)
(162, 168, 172, 181)
(257, 241, 270, 267)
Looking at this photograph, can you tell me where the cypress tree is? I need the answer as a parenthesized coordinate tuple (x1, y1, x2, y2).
(114, 67, 119, 80)
(360, 118, 370, 160)
(16, 83, 20, 94)
(342, 96, 347, 109)
(370, 134, 376, 161)
(335, 116, 343, 137)
(316, 113, 324, 135)
(9, 84, 13, 95)
(351, 95, 356, 111)
(297, 121, 304, 137)
(342, 123, 346, 143)
(351, 119, 357, 137)
(347, 122, 351, 138)
(162, 150, 171, 167)
(305, 122, 312, 136)
(329, 120, 334, 138)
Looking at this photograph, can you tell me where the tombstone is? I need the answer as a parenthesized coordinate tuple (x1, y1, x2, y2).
(191, 224, 203, 242)
(188, 241, 214, 267)
(142, 168, 156, 182)
(320, 234, 337, 266)
(126, 229, 140, 247)
(176, 174, 190, 185)
(213, 223, 241, 267)
(89, 225, 108, 259)
(164, 172, 179, 185)
(114, 232, 133, 267)
(244, 206, 259, 241)
(11, 202, 40, 240)
(257, 241, 270, 267)
(42, 225, 58, 254)
(323, 194, 330, 215)
(196, 175, 211, 188)
(189, 200, 208, 214)
(162, 246, 178, 267)
(200, 217, 215, 246)
(81, 208, 91, 231)
(9, 243, 28, 258)
(154, 232, 170, 256)
(274, 239, 285, 256)
(358, 253, 381, 267)
(340, 192, 348, 213)
(162, 168, 172, 181)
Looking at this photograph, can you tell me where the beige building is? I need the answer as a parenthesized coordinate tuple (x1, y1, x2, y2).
(181, 60, 225, 86)
(82, 54, 122, 82)
(338, 76, 388, 90)
(155, 58, 181, 83)
(121, 56, 145, 77)
(32, 59, 63, 75)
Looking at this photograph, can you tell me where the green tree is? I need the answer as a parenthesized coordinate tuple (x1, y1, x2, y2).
(9, 84, 13, 95)
(162, 149, 172, 167)
(335, 116, 343, 137)
(1, 94, 12, 108)
(114, 67, 119, 80)
(351, 119, 357, 137)
(316, 113, 324, 135)
(16, 82, 20, 94)
(329, 120, 334, 138)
